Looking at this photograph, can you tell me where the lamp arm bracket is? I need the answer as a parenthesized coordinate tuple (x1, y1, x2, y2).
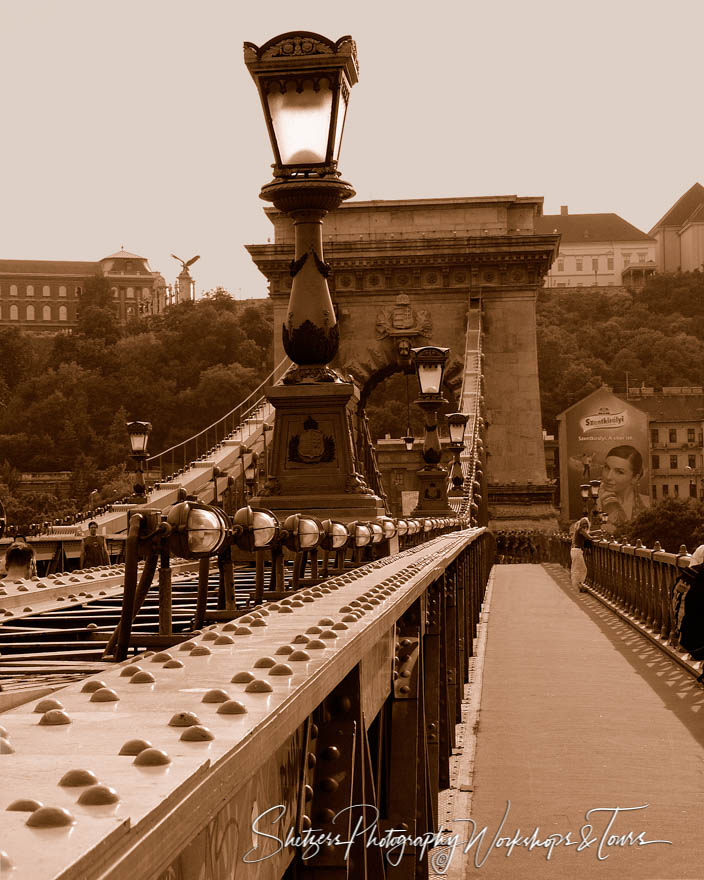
(290, 253, 308, 277)
(311, 247, 331, 278)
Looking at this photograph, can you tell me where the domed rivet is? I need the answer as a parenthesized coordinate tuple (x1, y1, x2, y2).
(214, 635, 235, 645)
(332, 622, 349, 631)
(77, 784, 119, 805)
(231, 671, 255, 683)
(233, 626, 252, 636)
(6, 798, 43, 812)
(190, 645, 212, 656)
(338, 606, 353, 612)
(222, 622, 238, 631)
(278, 606, 294, 613)
(321, 746, 340, 761)
(134, 748, 171, 766)
(202, 688, 230, 703)
(238, 615, 254, 624)
(178, 642, 196, 652)
(306, 639, 327, 649)
(251, 619, 267, 627)
(217, 700, 248, 715)
(34, 698, 64, 713)
(293, 634, 310, 644)
(0, 725, 8, 738)
(320, 777, 339, 793)
(304, 784, 314, 802)
(399, 685, 410, 695)
(130, 671, 156, 684)
(39, 709, 71, 725)
(181, 725, 215, 741)
(342, 615, 359, 623)
(90, 687, 120, 702)
(120, 664, 142, 676)
(26, 806, 75, 827)
(254, 656, 276, 668)
(81, 680, 106, 693)
(275, 645, 294, 655)
(306, 626, 322, 635)
(59, 769, 98, 787)
(119, 738, 152, 755)
(86, 622, 98, 630)
(244, 679, 273, 693)
(142, 652, 155, 659)
(151, 652, 173, 662)
(320, 630, 338, 640)
(163, 659, 184, 669)
(269, 663, 293, 676)
(288, 650, 311, 661)
(168, 712, 200, 727)
(0, 738, 15, 754)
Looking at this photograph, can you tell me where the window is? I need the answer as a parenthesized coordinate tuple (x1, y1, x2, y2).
(26, 284, 34, 297)
(669, 428, 677, 443)
(556, 282, 567, 287)
(557, 259, 564, 272)
(58, 305, 68, 321)
(126, 287, 134, 298)
(591, 257, 598, 271)
(638, 253, 646, 263)
(689, 454, 696, 468)
(111, 287, 118, 298)
(607, 256, 614, 270)
(26, 304, 35, 320)
(42, 285, 50, 297)
(662, 483, 669, 496)
(651, 428, 659, 445)
(10, 284, 17, 296)
(9, 304, 18, 321)
(652, 484, 657, 499)
(576, 258, 583, 272)
(674, 483, 680, 497)
(691, 482, 698, 498)
(75, 285, 82, 295)
(42, 305, 51, 321)
(59, 285, 67, 297)
(651, 454, 660, 469)
(670, 455, 678, 469)
(623, 253, 631, 266)
(688, 428, 696, 443)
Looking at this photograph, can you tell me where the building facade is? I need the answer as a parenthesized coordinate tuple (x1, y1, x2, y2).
(536, 206, 656, 288)
(0, 249, 168, 334)
(649, 182, 704, 274)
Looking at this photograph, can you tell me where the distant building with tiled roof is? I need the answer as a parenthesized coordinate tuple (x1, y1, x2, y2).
(535, 206, 656, 289)
(0, 250, 169, 334)
(649, 183, 704, 274)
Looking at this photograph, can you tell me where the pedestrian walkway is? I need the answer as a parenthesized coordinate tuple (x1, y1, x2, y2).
(438, 563, 704, 880)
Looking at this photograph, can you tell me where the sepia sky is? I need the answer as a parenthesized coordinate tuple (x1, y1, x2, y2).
(1, 0, 702, 298)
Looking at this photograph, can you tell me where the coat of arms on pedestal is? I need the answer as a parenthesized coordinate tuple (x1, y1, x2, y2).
(375, 294, 432, 358)
(288, 415, 336, 464)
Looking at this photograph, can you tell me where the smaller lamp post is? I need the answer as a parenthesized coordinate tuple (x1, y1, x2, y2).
(410, 346, 454, 516)
(446, 412, 468, 497)
(126, 421, 152, 504)
(580, 483, 591, 517)
(244, 453, 258, 498)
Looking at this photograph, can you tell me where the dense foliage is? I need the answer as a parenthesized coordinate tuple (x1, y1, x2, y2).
(617, 498, 704, 554)
(537, 271, 704, 432)
(0, 285, 273, 521)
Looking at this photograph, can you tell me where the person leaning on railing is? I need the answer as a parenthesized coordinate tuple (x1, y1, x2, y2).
(671, 544, 704, 683)
(570, 517, 591, 593)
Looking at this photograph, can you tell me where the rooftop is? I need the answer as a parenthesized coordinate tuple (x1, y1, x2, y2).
(535, 211, 653, 243)
(649, 183, 704, 232)
(0, 259, 99, 276)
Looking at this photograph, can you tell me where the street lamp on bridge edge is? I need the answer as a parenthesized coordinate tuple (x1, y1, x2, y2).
(126, 421, 152, 505)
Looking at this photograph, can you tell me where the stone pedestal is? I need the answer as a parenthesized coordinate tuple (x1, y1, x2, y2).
(487, 483, 558, 531)
(251, 381, 386, 522)
(410, 466, 455, 516)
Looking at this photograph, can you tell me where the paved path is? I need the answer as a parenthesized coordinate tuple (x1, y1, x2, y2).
(447, 563, 704, 880)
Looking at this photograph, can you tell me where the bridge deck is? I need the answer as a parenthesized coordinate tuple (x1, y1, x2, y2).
(446, 563, 704, 880)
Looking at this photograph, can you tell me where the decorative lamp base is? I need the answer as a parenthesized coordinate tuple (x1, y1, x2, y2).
(410, 467, 454, 516)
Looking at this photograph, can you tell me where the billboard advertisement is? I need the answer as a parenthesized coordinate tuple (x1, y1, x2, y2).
(558, 386, 650, 531)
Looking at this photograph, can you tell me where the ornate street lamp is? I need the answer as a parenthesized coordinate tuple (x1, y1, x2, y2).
(244, 32, 384, 522)
(410, 346, 454, 516)
(126, 421, 152, 504)
(580, 483, 590, 516)
(446, 411, 468, 497)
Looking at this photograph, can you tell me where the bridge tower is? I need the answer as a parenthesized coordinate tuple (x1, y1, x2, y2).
(248, 195, 559, 529)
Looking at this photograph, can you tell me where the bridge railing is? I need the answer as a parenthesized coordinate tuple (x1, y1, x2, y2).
(0, 527, 494, 879)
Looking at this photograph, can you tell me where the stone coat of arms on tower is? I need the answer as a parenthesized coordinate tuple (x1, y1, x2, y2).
(375, 294, 432, 357)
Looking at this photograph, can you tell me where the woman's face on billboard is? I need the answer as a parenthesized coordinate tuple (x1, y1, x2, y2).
(602, 455, 637, 496)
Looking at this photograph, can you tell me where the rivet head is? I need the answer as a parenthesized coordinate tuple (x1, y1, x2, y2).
(201, 632, 219, 641)
(222, 622, 238, 631)
(306, 639, 327, 649)
(90, 687, 120, 702)
(275, 644, 294, 655)
(151, 652, 173, 662)
(134, 748, 171, 766)
(81, 680, 107, 693)
(318, 617, 335, 625)
(214, 635, 235, 645)
(26, 806, 75, 827)
(130, 671, 156, 684)
(231, 671, 255, 683)
(399, 685, 410, 694)
(332, 622, 349, 631)
(250, 618, 267, 627)
(320, 777, 339, 793)
(321, 745, 341, 761)
(318, 807, 335, 822)
(293, 634, 310, 644)
(400, 670, 411, 678)
(269, 663, 294, 676)
(305, 626, 322, 635)
(39, 709, 72, 725)
(338, 606, 353, 612)
(341, 615, 358, 623)
(307, 752, 317, 769)
(304, 784, 314, 802)
(169, 711, 200, 728)
(244, 679, 273, 693)
(86, 622, 98, 630)
(278, 606, 294, 613)
(190, 645, 212, 656)
(181, 725, 215, 741)
(302, 814, 312, 830)
(163, 659, 184, 669)
(119, 738, 152, 756)
(233, 626, 252, 636)
(178, 642, 196, 651)
(0, 738, 15, 754)
(34, 698, 64, 714)
(120, 664, 142, 676)
(142, 652, 155, 659)
(59, 769, 98, 787)
(202, 688, 230, 703)
(78, 784, 120, 805)
(253, 656, 276, 668)
(238, 615, 254, 624)
(288, 650, 311, 662)
(6, 798, 43, 812)
(217, 700, 248, 715)
(320, 630, 338, 640)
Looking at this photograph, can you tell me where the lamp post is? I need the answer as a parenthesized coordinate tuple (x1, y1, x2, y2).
(244, 31, 384, 522)
(410, 346, 454, 516)
(126, 421, 152, 504)
(446, 412, 468, 498)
